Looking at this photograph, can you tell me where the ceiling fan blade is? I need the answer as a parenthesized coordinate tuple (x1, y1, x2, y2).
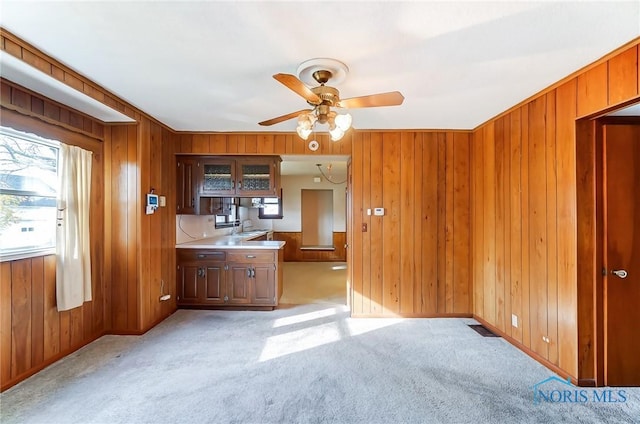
(258, 109, 313, 126)
(337, 91, 405, 109)
(273, 73, 321, 104)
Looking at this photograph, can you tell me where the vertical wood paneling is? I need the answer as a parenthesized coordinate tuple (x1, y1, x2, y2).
(545, 90, 559, 366)
(502, 116, 512, 338)
(11, 260, 32, 377)
(436, 134, 447, 313)
(494, 118, 506, 332)
(528, 96, 548, 359)
(482, 123, 496, 326)
(369, 133, 383, 314)
(42, 256, 59, 360)
(422, 133, 439, 315)
(382, 133, 401, 314)
(400, 133, 416, 314)
(509, 109, 523, 344)
(608, 45, 638, 105)
(471, 130, 484, 318)
(576, 62, 608, 117)
(360, 133, 372, 314)
(453, 133, 471, 313)
(1, 262, 12, 385)
(444, 133, 455, 313)
(521, 104, 531, 350)
(556, 79, 578, 378)
(412, 133, 424, 313)
(351, 132, 364, 315)
(126, 125, 138, 330)
(30, 257, 44, 366)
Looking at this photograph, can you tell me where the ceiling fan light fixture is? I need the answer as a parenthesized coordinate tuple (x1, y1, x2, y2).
(334, 113, 352, 131)
(329, 126, 345, 141)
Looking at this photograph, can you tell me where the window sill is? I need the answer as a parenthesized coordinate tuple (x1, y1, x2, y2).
(0, 248, 56, 262)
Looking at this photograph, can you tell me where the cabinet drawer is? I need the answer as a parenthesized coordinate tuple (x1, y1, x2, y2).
(178, 250, 226, 262)
(227, 251, 275, 263)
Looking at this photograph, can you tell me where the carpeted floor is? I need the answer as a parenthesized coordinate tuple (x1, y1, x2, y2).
(2, 264, 639, 423)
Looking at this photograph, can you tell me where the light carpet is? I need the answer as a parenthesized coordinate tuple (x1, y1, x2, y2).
(2, 301, 639, 423)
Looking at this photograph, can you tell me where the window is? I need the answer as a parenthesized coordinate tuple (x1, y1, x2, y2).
(0, 127, 59, 259)
(258, 190, 283, 219)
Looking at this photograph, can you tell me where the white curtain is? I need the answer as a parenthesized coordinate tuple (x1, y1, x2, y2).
(56, 143, 93, 311)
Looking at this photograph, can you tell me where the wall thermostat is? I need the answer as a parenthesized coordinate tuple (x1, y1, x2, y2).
(374, 207, 385, 216)
(308, 140, 319, 151)
(146, 193, 159, 214)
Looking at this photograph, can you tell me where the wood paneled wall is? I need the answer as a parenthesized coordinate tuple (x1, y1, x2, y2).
(0, 110, 105, 391)
(175, 131, 473, 318)
(274, 232, 346, 262)
(470, 42, 639, 383)
(104, 120, 176, 333)
(350, 132, 471, 317)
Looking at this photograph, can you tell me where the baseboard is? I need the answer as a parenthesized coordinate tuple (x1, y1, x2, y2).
(351, 312, 473, 318)
(578, 378, 597, 387)
(1, 331, 104, 392)
(473, 315, 580, 386)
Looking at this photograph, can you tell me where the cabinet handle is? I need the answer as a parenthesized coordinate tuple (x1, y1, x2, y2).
(238, 181, 242, 189)
(246, 268, 251, 278)
(251, 268, 256, 278)
(246, 255, 256, 258)
(197, 267, 205, 277)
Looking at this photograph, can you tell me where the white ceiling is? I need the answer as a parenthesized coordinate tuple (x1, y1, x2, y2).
(1, 1, 639, 133)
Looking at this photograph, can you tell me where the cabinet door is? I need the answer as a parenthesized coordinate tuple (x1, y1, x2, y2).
(201, 159, 236, 196)
(236, 157, 278, 197)
(177, 264, 201, 304)
(226, 264, 251, 304)
(252, 264, 276, 305)
(203, 263, 226, 303)
(176, 157, 199, 214)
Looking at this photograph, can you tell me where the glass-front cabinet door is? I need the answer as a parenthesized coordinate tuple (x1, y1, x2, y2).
(237, 158, 278, 197)
(201, 159, 236, 196)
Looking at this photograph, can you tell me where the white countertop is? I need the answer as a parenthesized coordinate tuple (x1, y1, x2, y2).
(176, 233, 285, 250)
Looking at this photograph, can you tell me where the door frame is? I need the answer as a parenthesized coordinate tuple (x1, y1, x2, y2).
(576, 110, 640, 387)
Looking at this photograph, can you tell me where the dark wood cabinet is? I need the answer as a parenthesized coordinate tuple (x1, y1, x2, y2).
(176, 248, 282, 308)
(176, 157, 199, 214)
(176, 155, 281, 215)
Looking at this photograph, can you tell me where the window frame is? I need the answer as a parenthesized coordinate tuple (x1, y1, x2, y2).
(258, 190, 283, 219)
(0, 126, 60, 262)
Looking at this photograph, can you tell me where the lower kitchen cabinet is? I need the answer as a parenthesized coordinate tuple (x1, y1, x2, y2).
(176, 248, 282, 309)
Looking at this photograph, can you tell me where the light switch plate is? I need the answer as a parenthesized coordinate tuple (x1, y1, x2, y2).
(511, 314, 518, 328)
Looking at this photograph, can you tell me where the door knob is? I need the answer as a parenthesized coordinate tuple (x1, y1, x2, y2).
(611, 269, 628, 279)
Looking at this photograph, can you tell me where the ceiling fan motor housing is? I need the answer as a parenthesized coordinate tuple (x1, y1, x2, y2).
(310, 85, 339, 107)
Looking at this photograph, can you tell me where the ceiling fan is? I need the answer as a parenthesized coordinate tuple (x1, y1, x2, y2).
(258, 58, 404, 141)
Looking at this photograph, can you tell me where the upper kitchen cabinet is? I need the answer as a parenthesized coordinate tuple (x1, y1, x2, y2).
(176, 156, 199, 214)
(200, 156, 281, 197)
(176, 155, 281, 214)
(201, 158, 237, 196)
(236, 156, 281, 197)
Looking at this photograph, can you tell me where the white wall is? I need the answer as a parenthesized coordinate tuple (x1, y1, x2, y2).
(175, 206, 252, 244)
(272, 174, 346, 232)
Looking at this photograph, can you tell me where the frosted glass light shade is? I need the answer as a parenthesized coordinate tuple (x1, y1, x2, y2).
(335, 113, 352, 131)
(329, 127, 345, 141)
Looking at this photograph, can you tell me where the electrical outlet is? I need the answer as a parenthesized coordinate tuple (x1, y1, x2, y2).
(511, 314, 518, 328)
